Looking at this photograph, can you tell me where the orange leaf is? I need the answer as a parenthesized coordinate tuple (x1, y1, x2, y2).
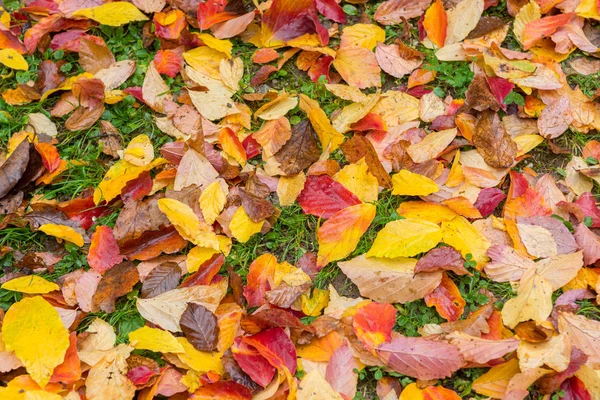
(353, 302, 396, 350)
(522, 13, 574, 50)
(87, 225, 124, 274)
(333, 47, 381, 89)
(154, 49, 183, 78)
(423, 386, 461, 400)
(50, 332, 81, 384)
(252, 48, 280, 64)
(219, 127, 247, 166)
(35, 143, 60, 173)
(423, 0, 447, 48)
(425, 272, 466, 322)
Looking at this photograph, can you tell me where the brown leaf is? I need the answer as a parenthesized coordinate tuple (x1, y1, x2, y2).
(65, 104, 105, 131)
(238, 188, 274, 223)
(274, 120, 321, 176)
(91, 261, 140, 313)
(440, 303, 494, 337)
(473, 110, 517, 168)
(179, 303, 219, 352)
(0, 140, 30, 199)
(99, 120, 123, 159)
(415, 247, 470, 275)
(265, 282, 312, 308)
(113, 194, 170, 244)
(467, 16, 507, 39)
(78, 37, 115, 74)
(36, 60, 65, 95)
(465, 74, 500, 112)
(172, 104, 203, 137)
(119, 227, 187, 261)
(340, 135, 393, 188)
(141, 262, 182, 299)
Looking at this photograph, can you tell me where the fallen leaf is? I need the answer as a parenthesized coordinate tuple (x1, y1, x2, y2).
(423, 0, 447, 48)
(91, 261, 139, 313)
(339, 254, 442, 303)
(391, 170, 439, 196)
(448, 332, 519, 364)
(367, 218, 442, 258)
(180, 303, 219, 352)
(333, 47, 381, 89)
(424, 272, 466, 322)
(88, 226, 123, 274)
(353, 302, 396, 349)
(72, 2, 148, 26)
(129, 326, 185, 353)
(141, 262, 182, 298)
(501, 267, 553, 329)
(407, 128, 457, 163)
(1, 296, 69, 388)
(2, 275, 59, 294)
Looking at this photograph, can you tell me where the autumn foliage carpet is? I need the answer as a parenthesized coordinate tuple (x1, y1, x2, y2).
(2, 0, 600, 398)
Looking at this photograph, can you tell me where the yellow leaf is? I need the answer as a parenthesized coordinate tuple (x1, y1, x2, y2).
(392, 170, 439, 196)
(93, 158, 166, 204)
(331, 93, 380, 134)
(301, 289, 330, 317)
(446, 149, 464, 187)
(340, 23, 386, 50)
(317, 203, 376, 267)
(175, 337, 223, 374)
(407, 128, 458, 163)
(229, 206, 264, 243)
(2, 276, 59, 294)
(397, 201, 458, 224)
(332, 47, 381, 89)
(371, 91, 419, 128)
(199, 181, 227, 225)
(40, 72, 95, 102)
(123, 134, 154, 166)
(254, 92, 298, 120)
(1, 297, 70, 388)
(502, 267, 553, 329)
(334, 159, 379, 203)
(186, 236, 231, 273)
(576, 0, 600, 21)
(38, 224, 84, 247)
(157, 198, 220, 248)
(197, 33, 232, 59)
(71, 2, 148, 26)
(367, 218, 442, 258)
(299, 94, 345, 152)
(184, 46, 228, 80)
(277, 172, 307, 206)
(472, 358, 520, 398)
(128, 326, 185, 353)
(442, 216, 491, 269)
(25, 391, 63, 400)
(514, 134, 545, 156)
(399, 383, 424, 400)
(0, 49, 28, 71)
(181, 370, 201, 393)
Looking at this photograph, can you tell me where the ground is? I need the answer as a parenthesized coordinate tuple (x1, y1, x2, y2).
(1, 0, 600, 399)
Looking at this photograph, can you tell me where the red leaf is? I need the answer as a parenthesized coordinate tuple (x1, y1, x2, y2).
(154, 50, 184, 78)
(242, 327, 297, 374)
(261, 0, 329, 47)
(423, 386, 461, 400)
(119, 227, 188, 261)
(232, 337, 276, 387)
(576, 193, 600, 228)
(474, 188, 506, 218)
(197, 0, 239, 30)
(522, 13, 574, 50)
(87, 226, 124, 274)
(121, 170, 153, 203)
(58, 195, 108, 230)
(153, 10, 187, 40)
(250, 65, 278, 87)
(127, 366, 159, 386)
(351, 113, 387, 132)
(297, 175, 361, 218)
(353, 302, 396, 350)
(315, 0, 346, 23)
(307, 55, 333, 83)
(559, 377, 592, 400)
(486, 76, 514, 111)
(24, 15, 93, 53)
(537, 348, 589, 395)
(243, 254, 278, 308)
(415, 247, 469, 275)
(376, 336, 464, 380)
(242, 135, 261, 159)
(190, 381, 252, 399)
(425, 272, 466, 322)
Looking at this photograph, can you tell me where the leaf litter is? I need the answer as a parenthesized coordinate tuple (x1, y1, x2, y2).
(0, 0, 600, 398)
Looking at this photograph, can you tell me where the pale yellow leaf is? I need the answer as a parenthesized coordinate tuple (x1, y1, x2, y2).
(407, 128, 457, 163)
(517, 333, 571, 372)
(255, 93, 298, 120)
(85, 350, 136, 400)
(502, 267, 553, 329)
(277, 172, 307, 207)
(297, 370, 343, 400)
(122, 134, 154, 166)
(199, 181, 227, 225)
(340, 23, 386, 50)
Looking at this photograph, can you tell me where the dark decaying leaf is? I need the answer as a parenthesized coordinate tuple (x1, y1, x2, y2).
(113, 194, 170, 244)
(473, 110, 518, 168)
(91, 261, 140, 313)
(119, 226, 188, 261)
(141, 262, 182, 298)
(180, 303, 220, 352)
(0, 140, 31, 199)
(274, 120, 320, 175)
